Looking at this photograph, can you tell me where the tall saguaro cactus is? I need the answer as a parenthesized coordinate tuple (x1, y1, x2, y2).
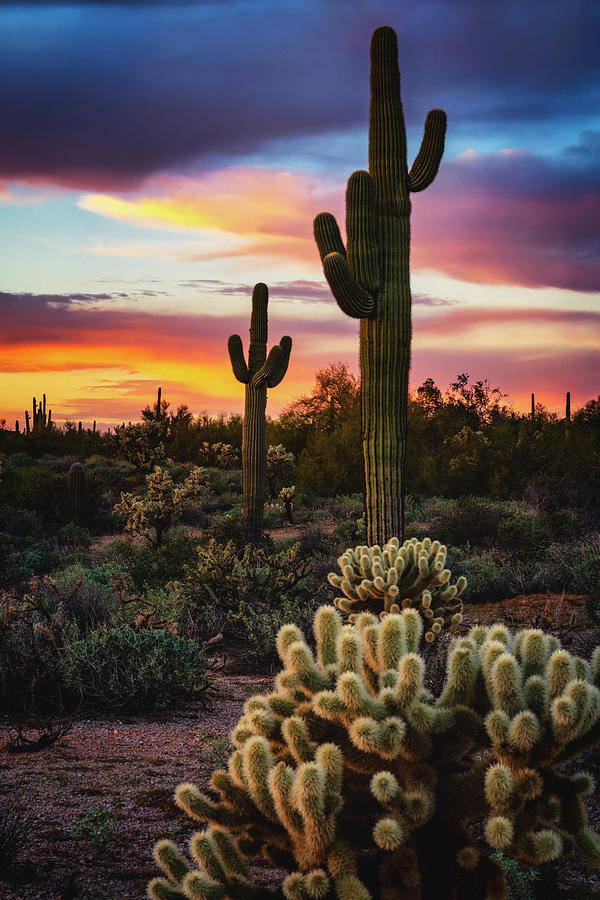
(314, 26, 446, 545)
(228, 283, 292, 542)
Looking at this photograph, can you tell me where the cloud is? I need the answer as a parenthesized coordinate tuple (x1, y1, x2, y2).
(0, 2, 596, 188)
(78, 166, 342, 265)
(412, 142, 600, 292)
(415, 305, 600, 337)
(78, 140, 599, 293)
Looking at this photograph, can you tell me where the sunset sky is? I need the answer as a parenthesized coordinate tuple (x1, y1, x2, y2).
(1, 0, 598, 428)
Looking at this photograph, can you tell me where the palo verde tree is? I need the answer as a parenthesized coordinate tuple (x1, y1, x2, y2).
(228, 283, 292, 543)
(314, 26, 446, 545)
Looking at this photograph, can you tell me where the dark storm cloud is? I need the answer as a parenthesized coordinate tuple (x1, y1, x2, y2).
(0, 0, 597, 187)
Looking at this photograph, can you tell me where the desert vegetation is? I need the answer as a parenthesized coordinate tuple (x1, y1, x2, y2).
(1, 20, 599, 900)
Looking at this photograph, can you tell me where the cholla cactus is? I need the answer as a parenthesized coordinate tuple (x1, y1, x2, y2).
(114, 465, 208, 547)
(279, 486, 296, 525)
(328, 537, 466, 642)
(267, 444, 296, 498)
(198, 442, 239, 469)
(149, 609, 600, 900)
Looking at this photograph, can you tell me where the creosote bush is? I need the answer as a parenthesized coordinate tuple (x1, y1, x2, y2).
(149, 602, 600, 899)
(328, 537, 466, 643)
(58, 625, 207, 710)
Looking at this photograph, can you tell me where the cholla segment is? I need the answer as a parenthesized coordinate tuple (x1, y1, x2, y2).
(328, 537, 466, 642)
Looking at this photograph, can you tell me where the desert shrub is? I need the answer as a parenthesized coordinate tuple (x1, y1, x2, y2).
(266, 444, 295, 498)
(333, 519, 362, 545)
(235, 596, 321, 668)
(453, 549, 514, 603)
(49, 562, 129, 633)
(73, 806, 120, 851)
(534, 540, 600, 598)
(491, 853, 539, 900)
(571, 542, 600, 597)
(430, 496, 513, 548)
(100, 531, 202, 590)
(546, 507, 587, 542)
(0, 506, 43, 539)
(0, 797, 30, 871)
(497, 512, 545, 553)
(0, 537, 61, 585)
(54, 522, 92, 549)
(205, 505, 245, 546)
(58, 625, 207, 710)
(176, 539, 329, 659)
(296, 522, 335, 558)
(197, 442, 239, 469)
(263, 499, 284, 529)
(0, 578, 78, 713)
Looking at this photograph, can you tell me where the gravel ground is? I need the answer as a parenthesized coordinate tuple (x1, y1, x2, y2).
(0, 674, 273, 900)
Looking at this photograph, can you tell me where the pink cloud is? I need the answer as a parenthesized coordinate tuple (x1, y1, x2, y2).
(411, 150, 600, 292)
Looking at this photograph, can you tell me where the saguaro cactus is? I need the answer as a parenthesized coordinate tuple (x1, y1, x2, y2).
(26, 393, 52, 433)
(228, 283, 292, 542)
(314, 26, 446, 545)
(67, 461, 87, 526)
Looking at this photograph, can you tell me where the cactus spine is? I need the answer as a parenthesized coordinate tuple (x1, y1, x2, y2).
(67, 462, 87, 526)
(314, 27, 446, 545)
(228, 283, 292, 542)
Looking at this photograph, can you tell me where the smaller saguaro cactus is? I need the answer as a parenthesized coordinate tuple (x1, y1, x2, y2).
(67, 462, 87, 526)
(328, 537, 466, 642)
(228, 283, 292, 542)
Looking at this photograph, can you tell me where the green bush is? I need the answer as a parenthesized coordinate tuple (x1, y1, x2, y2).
(236, 596, 321, 668)
(497, 512, 545, 552)
(73, 806, 119, 850)
(535, 540, 600, 598)
(58, 625, 207, 710)
(49, 562, 128, 633)
(430, 496, 514, 548)
(333, 519, 361, 545)
(491, 852, 539, 900)
(452, 549, 514, 603)
(571, 543, 600, 597)
(100, 531, 202, 590)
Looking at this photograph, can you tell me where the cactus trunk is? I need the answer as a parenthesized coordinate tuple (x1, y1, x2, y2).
(243, 297, 268, 542)
(314, 27, 446, 545)
(67, 462, 87, 526)
(228, 283, 292, 543)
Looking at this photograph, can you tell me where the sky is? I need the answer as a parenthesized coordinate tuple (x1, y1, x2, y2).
(0, 0, 598, 428)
